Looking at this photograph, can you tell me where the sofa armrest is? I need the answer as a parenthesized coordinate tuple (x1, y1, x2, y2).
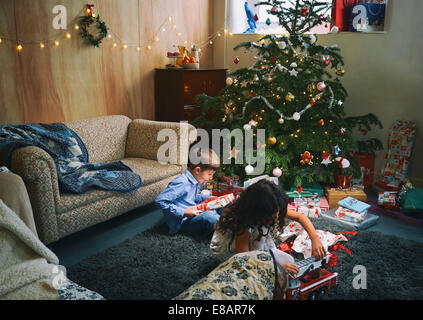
(125, 119, 197, 166)
(10, 146, 61, 244)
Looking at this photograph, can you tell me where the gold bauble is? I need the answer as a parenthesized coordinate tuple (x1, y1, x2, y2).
(285, 92, 295, 102)
(267, 136, 277, 145)
(336, 67, 345, 76)
(307, 83, 316, 92)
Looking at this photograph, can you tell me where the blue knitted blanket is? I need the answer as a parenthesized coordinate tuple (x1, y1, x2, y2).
(0, 123, 142, 194)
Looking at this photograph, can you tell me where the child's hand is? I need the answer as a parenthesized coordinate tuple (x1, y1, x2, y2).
(184, 206, 200, 218)
(281, 263, 300, 279)
(311, 236, 327, 260)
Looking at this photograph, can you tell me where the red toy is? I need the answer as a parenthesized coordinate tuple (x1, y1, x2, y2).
(281, 253, 339, 300)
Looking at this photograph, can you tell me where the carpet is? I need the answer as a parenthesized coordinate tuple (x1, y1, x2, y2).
(67, 218, 423, 300)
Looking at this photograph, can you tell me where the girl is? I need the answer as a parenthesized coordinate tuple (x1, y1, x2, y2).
(210, 179, 326, 276)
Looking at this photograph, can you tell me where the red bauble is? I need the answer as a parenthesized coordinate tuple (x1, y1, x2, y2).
(361, 129, 368, 136)
(324, 58, 331, 66)
(310, 98, 316, 106)
(297, 187, 303, 194)
(253, 14, 259, 21)
(300, 7, 309, 17)
(233, 57, 240, 64)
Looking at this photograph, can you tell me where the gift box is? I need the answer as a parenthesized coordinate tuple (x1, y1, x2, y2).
(338, 197, 371, 213)
(335, 207, 367, 224)
(195, 194, 235, 212)
(378, 191, 398, 209)
(380, 120, 416, 186)
(324, 187, 367, 209)
(286, 184, 324, 198)
(322, 208, 379, 231)
(288, 197, 329, 215)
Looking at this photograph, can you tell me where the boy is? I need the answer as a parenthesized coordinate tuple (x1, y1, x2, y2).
(155, 148, 220, 236)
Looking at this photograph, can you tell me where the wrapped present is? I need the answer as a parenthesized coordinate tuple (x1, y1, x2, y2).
(324, 186, 367, 209)
(195, 193, 235, 213)
(338, 197, 371, 213)
(322, 208, 379, 230)
(278, 221, 349, 259)
(378, 191, 398, 209)
(288, 197, 329, 215)
(335, 207, 367, 224)
(380, 120, 416, 186)
(286, 184, 324, 198)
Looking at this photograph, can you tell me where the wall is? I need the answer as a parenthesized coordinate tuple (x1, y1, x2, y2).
(0, 0, 213, 124)
(213, 0, 423, 186)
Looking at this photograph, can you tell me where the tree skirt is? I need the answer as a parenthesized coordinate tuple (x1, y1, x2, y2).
(67, 219, 423, 300)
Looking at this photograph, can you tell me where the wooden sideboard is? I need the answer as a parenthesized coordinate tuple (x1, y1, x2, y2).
(155, 68, 227, 122)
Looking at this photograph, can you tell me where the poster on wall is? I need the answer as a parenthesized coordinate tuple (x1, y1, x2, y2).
(332, 0, 388, 33)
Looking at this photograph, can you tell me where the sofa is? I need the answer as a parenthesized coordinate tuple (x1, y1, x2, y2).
(9, 115, 197, 245)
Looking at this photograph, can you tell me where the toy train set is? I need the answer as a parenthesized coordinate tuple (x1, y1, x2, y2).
(283, 253, 339, 300)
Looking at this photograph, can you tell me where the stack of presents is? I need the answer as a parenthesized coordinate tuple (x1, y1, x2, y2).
(202, 119, 423, 228)
(372, 120, 423, 223)
(202, 175, 380, 231)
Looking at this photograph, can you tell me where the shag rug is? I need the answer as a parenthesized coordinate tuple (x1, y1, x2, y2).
(67, 218, 423, 300)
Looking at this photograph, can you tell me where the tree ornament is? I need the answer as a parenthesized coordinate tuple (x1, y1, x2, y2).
(245, 164, 254, 175)
(79, 5, 108, 48)
(226, 77, 233, 86)
(340, 127, 346, 134)
(297, 187, 303, 194)
(290, 62, 298, 68)
(317, 81, 326, 91)
(307, 83, 316, 92)
(361, 129, 368, 136)
(271, 6, 278, 13)
(285, 92, 295, 102)
(333, 145, 341, 155)
(267, 136, 277, 145)
(336, 67, 345, 76)
(289, 69, 299, 77)
(323, 58, 331, 66)
(249, 120, 258, 127)
(310, 98, 316, 106)
(272, 167, 282, 177)
(300, 151, 314, 165)
(319, 119, 325, 126)
(253, 14, 259, 21)
(278, 41, 287, 50)
(278, 117, 285, 124)
(331, 26, 339, 33)
(266, 18, 271, 26)
(233, 56, 240, 64)
(300, 7, 310, 17)
(293, 112, 301, 121)
(321, 152, 331, 166)
(336, 157, 350, 169)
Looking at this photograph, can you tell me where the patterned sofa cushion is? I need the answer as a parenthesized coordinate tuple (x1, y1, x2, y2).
(56, 158, 182, 214)
(65, 115, 132, 163)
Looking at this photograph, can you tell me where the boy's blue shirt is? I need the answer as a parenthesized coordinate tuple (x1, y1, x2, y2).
(155, 169, 211, 234)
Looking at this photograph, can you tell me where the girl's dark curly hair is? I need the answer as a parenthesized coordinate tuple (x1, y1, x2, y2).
(215, 179, 289, 249)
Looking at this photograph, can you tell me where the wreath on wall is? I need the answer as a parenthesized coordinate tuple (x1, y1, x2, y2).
(79, 4, 108, 48)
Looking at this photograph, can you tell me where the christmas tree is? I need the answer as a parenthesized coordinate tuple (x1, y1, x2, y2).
(193, 0, 382, 188)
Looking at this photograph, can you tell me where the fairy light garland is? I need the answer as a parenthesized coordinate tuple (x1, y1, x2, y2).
(0, 4, 225, 54)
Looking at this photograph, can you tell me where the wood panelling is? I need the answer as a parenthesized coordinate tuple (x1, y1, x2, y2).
(0, 0, 214, 124)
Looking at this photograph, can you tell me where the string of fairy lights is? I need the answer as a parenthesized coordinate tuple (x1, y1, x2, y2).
(0, 5, 230, 54)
